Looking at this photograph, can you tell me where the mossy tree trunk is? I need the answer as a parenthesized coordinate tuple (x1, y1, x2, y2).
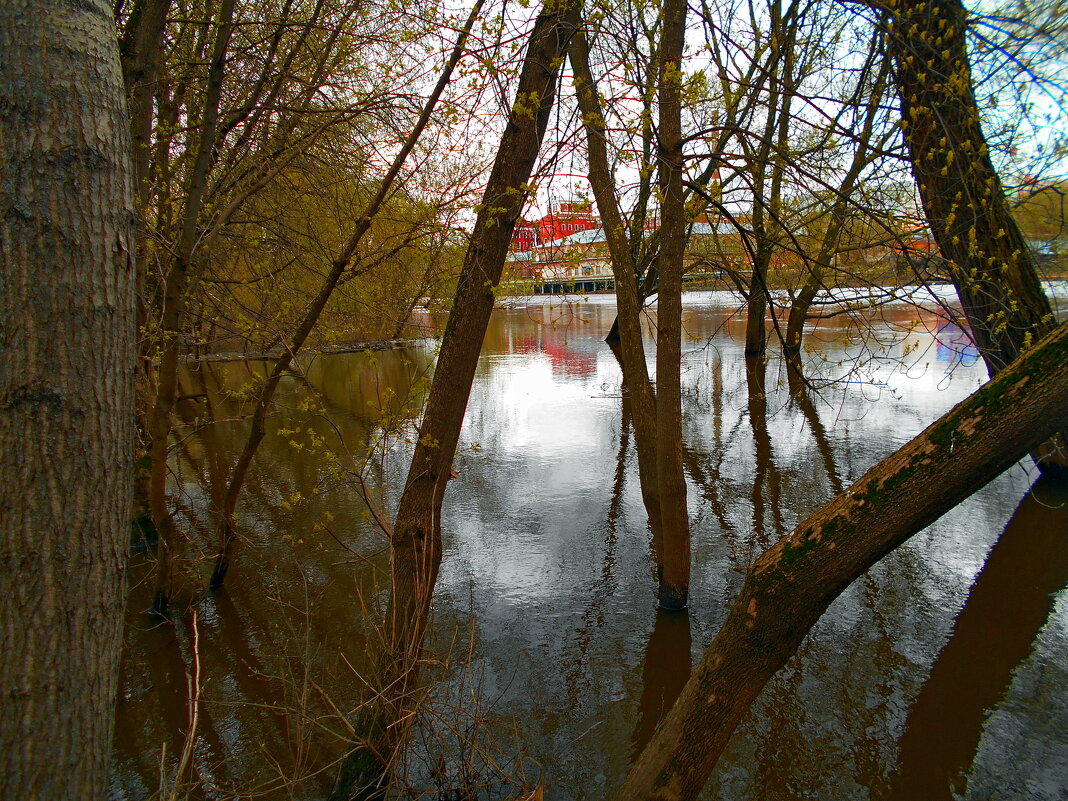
(617, 319, 1068, 801)
(884, 0, 1065, 469)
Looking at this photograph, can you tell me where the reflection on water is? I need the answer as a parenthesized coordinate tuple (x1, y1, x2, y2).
(631, 609, 692, 763)
(885, 476, 1068, 801)
(112, 288, 1068, 800)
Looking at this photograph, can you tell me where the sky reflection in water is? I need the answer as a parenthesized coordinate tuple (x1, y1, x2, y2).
(112, 287, 1068, 801)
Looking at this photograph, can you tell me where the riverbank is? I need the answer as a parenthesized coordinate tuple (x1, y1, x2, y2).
(189, 336, 426, 363)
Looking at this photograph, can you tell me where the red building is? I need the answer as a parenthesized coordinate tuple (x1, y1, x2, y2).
(510, 201, 600, 253)
(536, 200, 599, 243)
(512, 219, 539, 252)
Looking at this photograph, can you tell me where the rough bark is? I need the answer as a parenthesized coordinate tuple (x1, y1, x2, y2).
(616, 319, 1068, 801)
(653, 0, 691, 610)
(0, 1, 136, 796)
(883, 0, 1065, 471)
(886, 0, 1055, 374)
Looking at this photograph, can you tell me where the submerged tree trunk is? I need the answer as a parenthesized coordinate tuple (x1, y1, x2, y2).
(329, 3, 581, 797)
(617, 319, 1068, 801)
(149, 0, 238, 615)
(570, 24, 664, 580)
(653, 0, 691, 610)
(784, 43, 890, 359)
(743, 0, 794, 357)
(0, 1, 136, 795)
(387, 0, 580, 675)
(119, 0, 172, 546)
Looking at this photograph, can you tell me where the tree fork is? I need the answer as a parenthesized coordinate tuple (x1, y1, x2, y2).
(617, 319, 1068, 801)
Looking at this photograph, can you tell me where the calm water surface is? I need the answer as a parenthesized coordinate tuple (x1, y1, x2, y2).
(112, 287, 1068, 800)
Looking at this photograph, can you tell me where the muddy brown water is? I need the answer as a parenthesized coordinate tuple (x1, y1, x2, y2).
(111, 287, 1068, 800)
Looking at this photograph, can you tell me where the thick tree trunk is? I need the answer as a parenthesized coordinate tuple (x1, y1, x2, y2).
(884, 0, 1065, 471)
(617, 319, 1068, 801)
(329, 4, 581, 798)
(0, 1, 136, 796)
(887, 0, 1055, 374)
(653, 0, 691, 610)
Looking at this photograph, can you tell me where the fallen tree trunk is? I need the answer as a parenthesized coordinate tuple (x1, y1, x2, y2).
(616, 319, 1068, 801)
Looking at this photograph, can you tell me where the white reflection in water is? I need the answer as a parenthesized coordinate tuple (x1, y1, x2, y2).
(112, 286, 1068, 801)
(428, 288, 1068, 800)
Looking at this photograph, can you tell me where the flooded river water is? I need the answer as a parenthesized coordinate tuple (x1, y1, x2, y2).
(112, 287, 1068, 800)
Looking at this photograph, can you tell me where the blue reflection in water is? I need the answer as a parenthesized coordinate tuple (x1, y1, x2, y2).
(935, 321, 980, 365)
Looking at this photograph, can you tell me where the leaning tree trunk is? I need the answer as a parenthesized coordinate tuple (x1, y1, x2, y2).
(617, 319, 1068, 801)
(570, 24, 664, 577)
(884, 0, 1065, 471)
(653, 0, 691, 610)
(329, 3, 581, 797)
(0, 1, 136, 797)
(386, 0, 580, 673)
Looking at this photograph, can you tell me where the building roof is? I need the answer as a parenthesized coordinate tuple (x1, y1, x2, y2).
(542, 221, 736, 248)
